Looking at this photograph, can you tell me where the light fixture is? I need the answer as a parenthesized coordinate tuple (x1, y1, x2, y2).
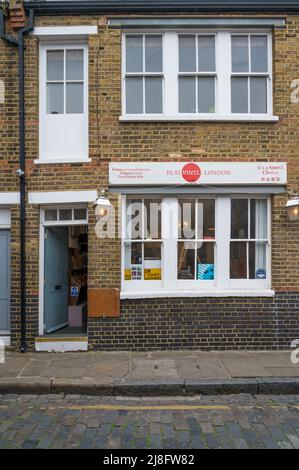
(286, 197, 299, 221)
(93, 189, 111, 221)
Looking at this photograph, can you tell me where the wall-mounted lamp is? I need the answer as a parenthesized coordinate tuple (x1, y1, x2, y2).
(286, 198, 299, 221)
(93, 190, 111, 221)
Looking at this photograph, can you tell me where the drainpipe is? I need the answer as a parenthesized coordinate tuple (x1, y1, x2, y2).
(0, 8, 34, 352)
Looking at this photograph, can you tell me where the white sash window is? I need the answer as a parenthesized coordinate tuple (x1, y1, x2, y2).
(121, 196, 271, 296)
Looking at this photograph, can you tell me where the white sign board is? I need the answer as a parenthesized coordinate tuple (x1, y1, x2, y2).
(109, 162, 287, 186)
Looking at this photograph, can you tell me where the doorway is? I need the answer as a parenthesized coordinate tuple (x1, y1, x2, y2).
(40, 206, 88, 337)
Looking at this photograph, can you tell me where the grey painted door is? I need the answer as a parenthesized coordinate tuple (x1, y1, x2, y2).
(44, 227, 69, 333)
(0, 230, 10, 332)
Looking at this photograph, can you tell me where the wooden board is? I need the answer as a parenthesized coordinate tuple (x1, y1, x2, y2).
(88, 288, 120, 318)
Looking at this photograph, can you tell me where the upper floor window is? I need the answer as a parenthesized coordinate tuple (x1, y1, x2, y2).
(178, 35, 216, 114)
(231, 35, 269, 114)
(125, 35, 163, 114)
(122, 31, 274, 121)
(46, 49, 84, 114)
(39, 43, 88, 162)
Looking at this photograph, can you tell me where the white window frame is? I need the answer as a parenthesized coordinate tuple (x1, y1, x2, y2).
(121, 195, 272, 297)
(230, 32, 272, 116)
(38, 42, 89, 164)
(42, 205, 88, 226)
(122, 33, 165, 115)
(120, 29, 277, 122)
(122, 196, 163, 291)
(177, 33, 218, 115)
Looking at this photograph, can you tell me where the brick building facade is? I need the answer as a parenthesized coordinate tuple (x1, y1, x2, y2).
(0, 0, 299, 351)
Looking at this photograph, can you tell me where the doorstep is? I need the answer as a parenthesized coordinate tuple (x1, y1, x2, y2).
(35, 335, 88, 352)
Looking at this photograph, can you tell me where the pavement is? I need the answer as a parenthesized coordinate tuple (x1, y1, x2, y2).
(1, 393, 299, 448)
(1, 350, 299, 396)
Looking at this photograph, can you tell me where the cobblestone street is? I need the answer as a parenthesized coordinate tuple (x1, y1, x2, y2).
(0, 394, 299, 449)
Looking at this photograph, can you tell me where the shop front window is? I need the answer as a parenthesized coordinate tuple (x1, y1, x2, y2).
(177, 199, 215, 280)
(122, 196, 270, 293)
(124, 199, 162, 281)
(230, 198, 268, 280)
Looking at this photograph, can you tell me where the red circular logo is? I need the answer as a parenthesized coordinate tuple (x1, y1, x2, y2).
(182, 163, 201, 183)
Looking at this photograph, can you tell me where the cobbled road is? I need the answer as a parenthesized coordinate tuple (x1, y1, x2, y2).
(0, 394, 299, 449)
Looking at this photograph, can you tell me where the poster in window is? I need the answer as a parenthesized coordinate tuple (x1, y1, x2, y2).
(197, 264, 214, 280)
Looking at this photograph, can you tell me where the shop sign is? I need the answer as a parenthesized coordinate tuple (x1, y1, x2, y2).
(109, 162, 287, 186)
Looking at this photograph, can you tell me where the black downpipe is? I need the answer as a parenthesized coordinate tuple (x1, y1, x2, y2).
(0, 9, 34, 352)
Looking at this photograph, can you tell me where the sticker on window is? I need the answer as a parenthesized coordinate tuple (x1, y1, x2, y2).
(131, 265, 142, 280)
(197, 264, 214, 280)
(255, 269, 266, 279)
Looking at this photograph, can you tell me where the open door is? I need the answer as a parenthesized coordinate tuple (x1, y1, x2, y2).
(44, 227, 69, 333)
(0, 230, 10, 333)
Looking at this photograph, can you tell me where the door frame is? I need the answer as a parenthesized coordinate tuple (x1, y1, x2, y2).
(38, 205, 88, 336)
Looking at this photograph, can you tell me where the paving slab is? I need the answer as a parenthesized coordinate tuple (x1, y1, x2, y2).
(175, 356, 229, 379)
(85, 359, 130, 379)
(40, 367, 87, 379)
(250, 351, 295, 368)
(132, 359, 179, 379)
(265, 367, 299, 377)
(219, 353, 272, 377)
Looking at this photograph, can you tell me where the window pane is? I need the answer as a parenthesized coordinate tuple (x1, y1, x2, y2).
(74, 208, 87, 220)
(66, 83, 83, 114)
(126, 35, 143, 73)
(126, 77, 143, 114)
(231, 199, 248, 239)
(196, 242, 215, 280)
(44, 209, 57, 221)
(124, 242, 142, 280)
(144, 242, 162, 280)
(47, 50, 64, 81)
(232, 36, 249, 73)
(59, 209, 72, 221)
(249, 242, 267, 279)
(198, 36, 215, 72)
(179, 35, 196, 72)
(46, 83, 64, 114)
(66, 50, 84, 80)
(144, 199, 161, 239)
(198, 77, 215, 113)
(197, 199, 215, 240)
(126, 199, 143, 239)
(145, 77, 162, 114)
(145, 35, 162, 72)
(251, 35, 268, 73)
(179, 77, 196, 113)
(250, 77, 267, 114)
(178, 199, 196, 239)
(230, 242, 247, 279)
(250, 199, 267, 239)
(178, 241, 195, 279)
(231, 77, 248, 113)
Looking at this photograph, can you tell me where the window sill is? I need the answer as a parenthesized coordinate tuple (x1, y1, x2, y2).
(120, 289, 275, 299)
(34, 158, 91, 165)
(119, 115, 279, 123)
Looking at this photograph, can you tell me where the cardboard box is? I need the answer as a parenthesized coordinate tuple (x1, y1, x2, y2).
(68, 303, 87, 327)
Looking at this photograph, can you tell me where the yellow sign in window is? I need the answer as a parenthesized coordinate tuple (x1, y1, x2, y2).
(124, 269, 132, 281)
(144, 268, 161, 280)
